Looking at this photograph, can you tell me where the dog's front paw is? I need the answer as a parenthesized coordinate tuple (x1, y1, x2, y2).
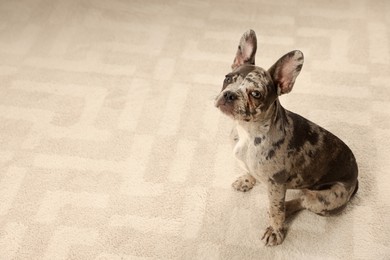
(232, 174, 256, 192)
(261, 226, 285, 246)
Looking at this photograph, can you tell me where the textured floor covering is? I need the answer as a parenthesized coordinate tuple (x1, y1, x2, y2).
(0, 0, 390, 259)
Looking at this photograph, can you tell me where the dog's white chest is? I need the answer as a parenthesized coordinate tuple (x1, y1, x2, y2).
(233, 125, 250, 171)
(233, 125, 279, 181)
(233, 125, 262, 174)
(233, 141, 249, 172)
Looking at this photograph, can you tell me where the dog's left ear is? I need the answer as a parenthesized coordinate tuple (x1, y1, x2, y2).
(231, 29, 257, 70)
(268, 50, 304, 95)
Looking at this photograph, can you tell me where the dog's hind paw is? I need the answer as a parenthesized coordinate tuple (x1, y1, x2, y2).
(232, 174, 256, 192)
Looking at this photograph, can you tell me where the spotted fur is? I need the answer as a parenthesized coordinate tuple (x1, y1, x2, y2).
(215, 30, 359, 247)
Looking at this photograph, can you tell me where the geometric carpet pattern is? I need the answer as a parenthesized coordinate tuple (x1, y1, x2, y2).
(0, 0, 389, 259)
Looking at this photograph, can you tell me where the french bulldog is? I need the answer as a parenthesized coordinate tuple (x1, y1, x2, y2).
(214, 30, 358, 246)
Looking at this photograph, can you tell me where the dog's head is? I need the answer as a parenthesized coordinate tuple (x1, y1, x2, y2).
(215, 30, 304, 122)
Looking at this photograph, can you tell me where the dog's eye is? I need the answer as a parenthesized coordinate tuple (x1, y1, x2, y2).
(251, 91, 261, 99)
(224, 76, 232, 84)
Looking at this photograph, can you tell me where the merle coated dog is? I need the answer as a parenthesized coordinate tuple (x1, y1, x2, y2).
(214, 30, 358, 246)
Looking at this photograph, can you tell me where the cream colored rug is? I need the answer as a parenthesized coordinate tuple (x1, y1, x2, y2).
(1, 0, 389, 259)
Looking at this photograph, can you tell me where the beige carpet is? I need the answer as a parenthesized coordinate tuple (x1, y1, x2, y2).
(1, 0, 390, 259)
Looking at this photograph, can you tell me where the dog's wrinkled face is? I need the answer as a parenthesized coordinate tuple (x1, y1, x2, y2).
(215, 65, 278, 122)
(215, 29, 304, 123)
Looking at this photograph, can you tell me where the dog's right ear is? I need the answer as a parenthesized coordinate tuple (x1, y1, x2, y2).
(231, 29, 257, 70)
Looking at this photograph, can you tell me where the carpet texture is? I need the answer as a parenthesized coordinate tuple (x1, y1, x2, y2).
(1, 0, 390, 259)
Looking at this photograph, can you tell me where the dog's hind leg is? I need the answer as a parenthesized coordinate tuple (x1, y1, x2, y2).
(300, 181, 358, 216)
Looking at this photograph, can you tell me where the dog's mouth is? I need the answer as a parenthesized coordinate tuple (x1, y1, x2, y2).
(215, 97, 233, 116)
(215, 96, 255, 121)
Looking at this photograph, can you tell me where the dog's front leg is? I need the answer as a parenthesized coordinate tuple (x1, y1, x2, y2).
(262, 180, 286, 246)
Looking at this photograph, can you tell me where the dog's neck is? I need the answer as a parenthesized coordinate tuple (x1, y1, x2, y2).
(236, 99, 287, 140)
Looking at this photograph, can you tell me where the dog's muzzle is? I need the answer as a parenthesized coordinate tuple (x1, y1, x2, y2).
(215, 91, 237, 108)
(223, 91, 237, 103)
(215, 91, 238, 117)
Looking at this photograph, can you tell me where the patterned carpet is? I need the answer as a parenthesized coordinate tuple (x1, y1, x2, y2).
(1, 0, 389, 259)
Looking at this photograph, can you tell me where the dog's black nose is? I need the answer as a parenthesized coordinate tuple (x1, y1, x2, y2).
(223, 91, 237, 102)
